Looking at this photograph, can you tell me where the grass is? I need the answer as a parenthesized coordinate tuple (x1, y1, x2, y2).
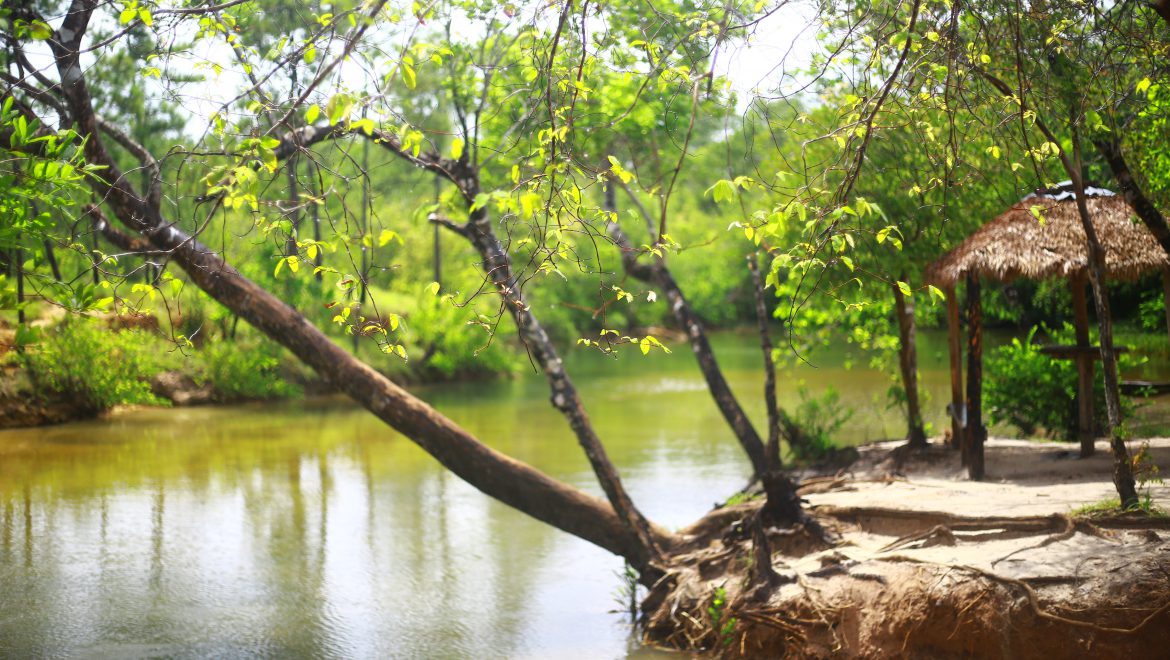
(1071, 495, 1168, 518)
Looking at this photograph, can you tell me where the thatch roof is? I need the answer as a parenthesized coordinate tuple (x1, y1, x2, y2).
(926, 188, 1169, 286)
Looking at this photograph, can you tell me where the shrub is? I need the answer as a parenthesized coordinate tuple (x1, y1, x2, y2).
(20, 319, 174, 413)
(196, 336, 302, 400)
(404, 292, 519, 380)
(788, 385, 854, 463)
(985, 324, 1133, 439)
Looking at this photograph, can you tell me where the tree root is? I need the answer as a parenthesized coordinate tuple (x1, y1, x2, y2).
(991, 515, 1116, 566)
(876, 554, 1170, 635)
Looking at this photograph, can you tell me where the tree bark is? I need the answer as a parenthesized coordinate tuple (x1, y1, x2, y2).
(605, 185, 769, 476)
(457, 202, 664, 570)
(893, 278, 927, 448)
(964, 274, 986, 481)
(1153, 0, 1170, 28)
(748, 253, 782, 472)
(38, 2, 673, 576)
(1066, 173, 1139, 509)
(270, 118, 666, 564)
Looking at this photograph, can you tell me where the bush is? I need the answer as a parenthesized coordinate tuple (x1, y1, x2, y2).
(403, 292, 519, 380)
(196, 336, 302, 400)
(985, 324, 1133, 439)
(20, 319, 174, 413)
(789, 385, 854, 463)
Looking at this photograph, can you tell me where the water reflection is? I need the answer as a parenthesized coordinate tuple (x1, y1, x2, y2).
(2, 330, 1163, 657)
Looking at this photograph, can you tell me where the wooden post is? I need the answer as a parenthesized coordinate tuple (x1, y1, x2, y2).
(1162, 269, 1170, 347)
(946, 284, 964, 451)
(1072, 273, 1095, 457)
(965, 273, 986, 480)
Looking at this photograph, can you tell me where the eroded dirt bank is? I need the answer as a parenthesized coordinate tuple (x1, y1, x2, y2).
(642, 438, 1170, 658)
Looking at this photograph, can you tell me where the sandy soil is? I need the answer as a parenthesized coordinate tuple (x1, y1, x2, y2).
(643, 438, 1170, 659)
(805, 437, 1170, 517)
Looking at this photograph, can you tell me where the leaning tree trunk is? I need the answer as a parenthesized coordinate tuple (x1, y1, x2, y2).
(748, 253, 783, 472)
(274, 127, 664, 562)
(39, 4, 671, 577)
(604, 183, 769, 476)
(1067, 176, 1139, 509)
(455, 203, 664, 569)
(893, 278, 927, 448)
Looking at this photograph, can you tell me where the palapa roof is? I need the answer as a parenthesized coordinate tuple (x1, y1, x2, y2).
(926, 183, 1169, 286)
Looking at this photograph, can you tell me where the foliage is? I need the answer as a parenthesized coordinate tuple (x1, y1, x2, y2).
(19, 319, 175, 413)
(1071, 495, 1167, 518)
(985, 325, 1136, 439)
(706, 586, 737, 648)
(196, 335, 302, 401)
(788, 385, 855, 463)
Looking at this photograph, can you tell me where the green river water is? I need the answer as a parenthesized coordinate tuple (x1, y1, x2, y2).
(0, 330, 1160, 658)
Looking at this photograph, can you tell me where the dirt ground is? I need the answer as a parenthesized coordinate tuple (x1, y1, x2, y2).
(642, 438, 1170, 659)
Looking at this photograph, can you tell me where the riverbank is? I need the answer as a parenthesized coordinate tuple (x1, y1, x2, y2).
(644, 437, 1170, 658)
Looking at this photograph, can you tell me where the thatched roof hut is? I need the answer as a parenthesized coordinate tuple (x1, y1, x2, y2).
(926, 188, 1169, 286)
(930, 182, 1170, 474)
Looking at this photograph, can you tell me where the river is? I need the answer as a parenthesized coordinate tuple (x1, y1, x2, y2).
(0, 330, 1163, 658)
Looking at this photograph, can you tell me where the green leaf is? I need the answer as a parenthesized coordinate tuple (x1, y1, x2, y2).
(426, 281, 441, 295)
(402, 60, 417, 89)
(1029, 205, 1046, 225)
(138, 8, 153, 26)
(351, 118, 375, 135)
(27, 20, 53, 39)
(325, 93, 353, 125)
(450, 137, 464, 160)
(607, 155, 634, 184)
(896, 280, 912, 296)
(928, 284, 946, 303)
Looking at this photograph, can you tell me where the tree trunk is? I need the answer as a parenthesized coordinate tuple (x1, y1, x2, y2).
(1067, 177, 1139, 509)
(459, 203, 663, 570)
(14, 247, 24, 326)
(748, 253, 782, 471)
(964, 273, 985, 480)
(41, 7, 672, 576)
(284, 152, 301, 257)
(605, 185, 769, 476)
(307, 159, 323, 281)
(893, 278, 927, 448)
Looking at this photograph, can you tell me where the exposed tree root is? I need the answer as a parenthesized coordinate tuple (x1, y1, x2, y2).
(644, 499, 1170, 658)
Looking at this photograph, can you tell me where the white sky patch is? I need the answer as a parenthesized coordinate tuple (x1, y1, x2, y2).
(720, 2, 820, 106)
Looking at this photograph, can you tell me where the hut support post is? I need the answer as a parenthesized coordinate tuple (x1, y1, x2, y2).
(964, 274, 986, 480)
(1162, 269, 1170, 347)
(1072, 274, 1095, 457)
(946, 285, 964, 452)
